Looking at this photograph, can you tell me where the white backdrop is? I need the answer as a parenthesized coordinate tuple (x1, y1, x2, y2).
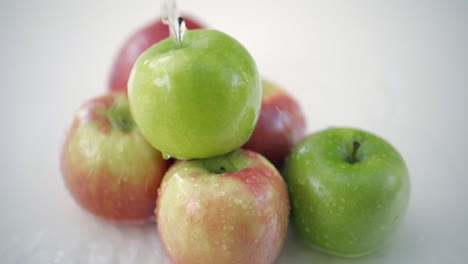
(1, 0, 467, 263)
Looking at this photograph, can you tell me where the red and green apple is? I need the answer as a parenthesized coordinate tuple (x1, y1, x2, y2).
(243, 79, 306, 167)
(128, 29, 262, 160)
(156, 149, 289, 264)
(283, 127, 410, 257)
(60, 93, 169, 222)
(109, 15, 204, 93)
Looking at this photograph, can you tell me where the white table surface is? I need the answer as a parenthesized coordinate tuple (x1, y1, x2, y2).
(1, 0, 467, 263)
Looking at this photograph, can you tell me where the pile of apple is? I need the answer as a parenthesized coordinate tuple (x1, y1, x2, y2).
(60, 15, 410, 263)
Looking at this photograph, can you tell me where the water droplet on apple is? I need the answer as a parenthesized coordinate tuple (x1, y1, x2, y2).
(234, 198, 242, 205)
(241, 203, 248, 209)
(318, 187, 324, 192)
(214, 183, 219, 188)
(324, 234, 329, 239)
(162, 153, 171, 160)
(299, 146, 308, 154)
(222, 244, 228, 251)
(305, 228, 310, 233)
(219, 191, 225, 196)
(338, 207, 344, 213)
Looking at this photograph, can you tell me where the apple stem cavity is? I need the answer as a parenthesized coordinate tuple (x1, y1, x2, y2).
(100, 100, 134, 133)
(202, 158, 238, 174)
(107, 111, 133, 133)
(349, 141, 361, 164)
(161, 0, 185, 47)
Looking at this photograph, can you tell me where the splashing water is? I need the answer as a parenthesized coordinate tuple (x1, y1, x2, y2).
(161, 0, 186, 46)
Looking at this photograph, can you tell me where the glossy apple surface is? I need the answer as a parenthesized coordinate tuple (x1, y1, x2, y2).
(109, 15, 204, 93)
(243, 79, 306, 167)
(283, 127, 410, 257)
(60, 93, 169, 222)
(129, 29, 262, 160)
(156, 149, 289, 264)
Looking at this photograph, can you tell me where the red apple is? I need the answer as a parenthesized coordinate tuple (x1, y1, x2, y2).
(60, 93, 169, 222)
(109, 15, 205, 93)
(156, 149, 289, 264)
(243, 79, 306, 167)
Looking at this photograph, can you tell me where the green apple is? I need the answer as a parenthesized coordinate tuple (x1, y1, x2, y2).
(60, 93, 169, 222)
(128, 29, 262, 160)
(283, 127, 410, 257)
(156, 149, 289, 264)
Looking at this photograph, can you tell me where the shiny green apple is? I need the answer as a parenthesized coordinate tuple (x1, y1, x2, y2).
(128, 29, 261, 160)
(283, 127, 410, 257)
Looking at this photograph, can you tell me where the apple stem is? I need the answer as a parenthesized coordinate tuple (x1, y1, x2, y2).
(176, 17, 186, 46)
(349, 141, 361, 164)
(161, 0, 185, 47)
